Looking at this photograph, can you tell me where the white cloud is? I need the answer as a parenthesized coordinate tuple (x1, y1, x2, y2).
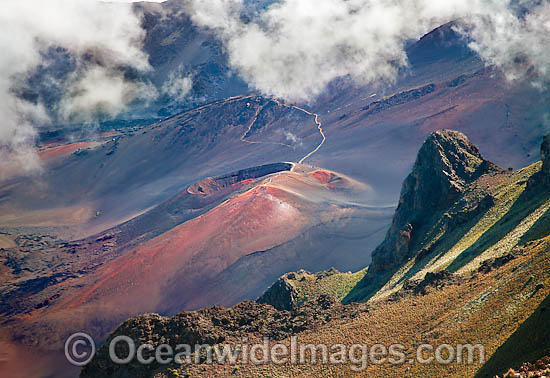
(162, 68, 194, 102)
(0, 0, 152, 177)
(284, 130, 302, 146)
(182, 0, 550, 102)
(462, 2, 550, 85)
(3, 0, 550, 179)
(59, 67, 158, 123)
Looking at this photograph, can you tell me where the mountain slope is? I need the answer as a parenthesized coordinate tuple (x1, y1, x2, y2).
(347, 131, 549, 303)
(348, 130, 501, 300)
(1, 162, 391, 370)
(80, 133, 550, 378)
(0, 96, 322, 239)
(474, 292, 550, 378)
(137, 0, 250, 115)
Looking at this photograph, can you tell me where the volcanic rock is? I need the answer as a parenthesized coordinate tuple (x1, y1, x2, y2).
(257, 275, 298, 311)
(364, 130, 499, 276)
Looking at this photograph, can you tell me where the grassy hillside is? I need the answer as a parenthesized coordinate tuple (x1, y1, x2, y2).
(346, 161, 549, 303)
(474, 292, 550, 378)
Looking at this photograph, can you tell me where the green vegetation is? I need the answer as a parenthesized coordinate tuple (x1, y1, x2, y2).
(285, 268, 368, 306)
(350, 162, 549, 303)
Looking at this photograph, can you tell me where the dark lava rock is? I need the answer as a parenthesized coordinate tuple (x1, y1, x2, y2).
(315, 267, 340, 280)
(257, 275, 298, 311)
(362, 84, 436, 116)
(391, 270, 463, 300)
(478, 251, 519, 274)
(81, 297, 366, 378)
(364, 130, 499, 277)
(529, 135, 550, 187)
(414, 270, 463, 294)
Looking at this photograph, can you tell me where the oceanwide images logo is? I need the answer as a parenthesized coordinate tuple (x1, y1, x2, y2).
(65, 333, 485, 371)
(65, 333, 96, 367)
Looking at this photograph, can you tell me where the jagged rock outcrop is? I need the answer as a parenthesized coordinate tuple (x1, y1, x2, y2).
(81, 298, 366, 378)
(528, 135, 550, 187)
(542, 135, 550, 179)
(256, 274, 299, 311)
(405, 270, 463, 295)
(364, 130, 499, 277)
(478, 250, 519, 274)
(495, 356, 550, 378)
(390, 270, 464, 301)
(257, 268, 347, 311)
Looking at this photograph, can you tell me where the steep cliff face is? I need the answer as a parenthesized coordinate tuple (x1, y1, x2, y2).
(364, 130, 499, 277)
(542, 136, 550, 176)
(528, 135, 550, 187)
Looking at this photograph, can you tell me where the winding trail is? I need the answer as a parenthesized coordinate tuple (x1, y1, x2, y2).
(271, 99, 326, 164)
(225, 96, 326, 164)
(291, 105, 325, 164)
(188, 94, 326, 164)
(172, 95, 326, 164)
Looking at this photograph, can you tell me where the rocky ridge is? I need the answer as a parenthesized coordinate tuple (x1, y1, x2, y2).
(256, 274, 298, 311)
(540, 135, 550, 185)
(362, 130, 499, 279)
(81, 297, 367, 378)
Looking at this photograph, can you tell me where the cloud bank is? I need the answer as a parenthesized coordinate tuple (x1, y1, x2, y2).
(0, 0, 153, 178)
(182, 0, 550, 102)
(464, 1, 550, 85)
(3, 0, 550, 178)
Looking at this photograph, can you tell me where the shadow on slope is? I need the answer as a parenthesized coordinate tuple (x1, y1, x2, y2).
(520, 207, 550, 245)
(447, 183, 550, 272)
(474, 293, 550, 378)
(391, 197, 494, 285)
(185, 208, 392, 309)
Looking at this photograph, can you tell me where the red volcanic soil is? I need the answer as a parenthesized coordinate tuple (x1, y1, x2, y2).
(38, 142, 90, 161)
(27, 166, 377, 340)
(308, 169, 336, 184)
(60, 181, 308, 314)
(99, 131, 120, 138)
(188, 163, 293, 195)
